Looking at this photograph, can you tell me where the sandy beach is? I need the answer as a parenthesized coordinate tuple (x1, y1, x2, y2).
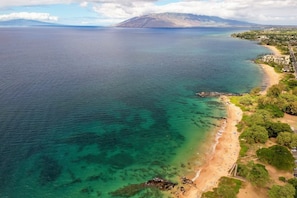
(179, 96, 242, 198)
(264, 45, 282, 56)
(179, 45, 282, 198)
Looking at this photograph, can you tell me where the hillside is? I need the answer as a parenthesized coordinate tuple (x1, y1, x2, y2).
(116, 13, 256, 28)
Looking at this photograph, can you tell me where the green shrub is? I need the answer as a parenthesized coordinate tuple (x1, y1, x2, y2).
(239, 94, 254, 106)
(259, 104, 284, 118)
(287, 79, 297, 89)
(202, 177, 242, 198)
(239, 142, 249, 157)
(268, 184, 295, 198)
(276, 132, 297, 148)
(256, 145, 295, 171)
(237, 161, 269, 187)
(240, 125, 268, 144)
(288, 178, 297, 198)
(265, 121, 293, 138)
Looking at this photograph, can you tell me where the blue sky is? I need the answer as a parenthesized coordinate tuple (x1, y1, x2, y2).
(0, 0, 297, 26)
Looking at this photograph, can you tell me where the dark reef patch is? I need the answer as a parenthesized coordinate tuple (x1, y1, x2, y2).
(38, 156, 62, 185)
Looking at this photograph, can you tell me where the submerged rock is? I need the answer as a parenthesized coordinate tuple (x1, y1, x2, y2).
(145, 177, 177, 191)
(109, 177, 177, 197)
(38, 156, 62, 185)
(196, 91, 242, 97)
(181, 176, 194, 185)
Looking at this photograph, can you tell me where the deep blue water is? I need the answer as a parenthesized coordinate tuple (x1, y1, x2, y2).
(0, 27, 269, 198)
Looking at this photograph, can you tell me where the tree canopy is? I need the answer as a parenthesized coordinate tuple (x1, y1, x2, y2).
(268, 184, 295, 198)
(277, 132, 297, 148)
(240, 125, 268, 144)
(237, 161, 269, 187)
(256, 145, 295, 171)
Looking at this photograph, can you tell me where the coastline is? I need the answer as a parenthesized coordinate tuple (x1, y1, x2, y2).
(179, 97, 242, 198)
(179, 44, 282, 198)
(260, 45, 283, 94)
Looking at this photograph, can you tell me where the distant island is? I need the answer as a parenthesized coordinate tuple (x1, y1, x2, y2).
(116, 12, 257, 28)
(0, 19, 58, 27)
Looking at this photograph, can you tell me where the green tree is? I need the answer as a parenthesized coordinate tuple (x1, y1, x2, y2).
(240, 125, 268, 144)
(243, 110, 272, 127)
(247, 163, 270, 187)
(277, 132, 294, 147)
(250, 87, 261, 96)
(286, 101, 297, 115)
(202, 177, 242, 198)
(265, 121, 293, 138)
(287, 79, 297, 89)
(237, 161, 269, 187)
(293, 87, 297, 95)
(291, 134, 297, 148)
(267, 84, 282, 98)
(256, 145, 295, 171)
(259, 104, 284, 118)
(268, 184, 295, 198)
(288, 178, 297, 198)
(239, 94, 254, 106)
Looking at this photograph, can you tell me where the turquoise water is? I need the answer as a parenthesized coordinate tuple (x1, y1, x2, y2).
(0, 27, 269, 198)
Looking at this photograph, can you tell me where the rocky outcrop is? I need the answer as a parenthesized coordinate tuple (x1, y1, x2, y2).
(145, 177, 177, 190)
(196, 92, 242, 97)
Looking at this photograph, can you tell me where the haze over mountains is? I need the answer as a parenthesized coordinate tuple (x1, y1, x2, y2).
(116, 13, 256, 28)
(0, 13, 257, 28)
(0, 19, 56, 27)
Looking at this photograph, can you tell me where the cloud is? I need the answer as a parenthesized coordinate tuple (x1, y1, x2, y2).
(0, 0, 296, 25)
(0, 12, 58, 21)
(80, 2, 88, 7)
(92, 0, 297, 25)
(0, 0, 158, 8)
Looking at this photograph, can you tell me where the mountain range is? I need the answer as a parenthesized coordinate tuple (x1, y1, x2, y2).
(0, 19, 56, 27)
(116, 13, 256, 28)
(0, 13, 257, 28)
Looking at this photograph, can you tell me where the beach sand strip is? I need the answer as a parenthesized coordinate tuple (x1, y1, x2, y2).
(180, 44, 282, 198)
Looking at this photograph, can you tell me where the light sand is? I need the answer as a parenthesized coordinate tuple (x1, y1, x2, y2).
(180, 97, 242, 198)
(260, 63, 282, 94)
(179, 45, 283, 198)
(263, 45, 282, 56)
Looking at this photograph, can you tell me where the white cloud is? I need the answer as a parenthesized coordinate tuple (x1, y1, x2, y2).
(0, 12, 58, 21)
(80, 1, 88, 7)
(0, 0, 297, 25)
(92, 0, 297, 25)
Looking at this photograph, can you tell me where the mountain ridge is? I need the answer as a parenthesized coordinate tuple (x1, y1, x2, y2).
(0, 19, 57, 27)
(116, 13, 257, 28)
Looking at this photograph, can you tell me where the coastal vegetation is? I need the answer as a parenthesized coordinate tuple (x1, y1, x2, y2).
(237, 161, 269, 187)
(256, 145, 295, 171)
(232, 28, 297, 55)
(268, 183, 296, 198)
(202, 28, 297, 198)
(201, 177, 242, 198)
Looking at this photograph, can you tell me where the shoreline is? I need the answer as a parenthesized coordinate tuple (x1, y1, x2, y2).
(179, 96, 242, 198)
(179, 44, 282, 198)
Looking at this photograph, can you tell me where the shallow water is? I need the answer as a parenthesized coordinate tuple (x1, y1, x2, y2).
(0, 27, 269, 197)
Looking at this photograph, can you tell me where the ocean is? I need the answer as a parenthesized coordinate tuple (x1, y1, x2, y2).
(0, 27, 269, 198)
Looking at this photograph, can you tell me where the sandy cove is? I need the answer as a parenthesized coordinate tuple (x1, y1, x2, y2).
(179, 45, 282, 198)
(260, 45, 283, 94)
(178, 97, 242, 198)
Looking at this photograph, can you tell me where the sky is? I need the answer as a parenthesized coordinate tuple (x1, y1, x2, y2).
(0, 0, 297, 26)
